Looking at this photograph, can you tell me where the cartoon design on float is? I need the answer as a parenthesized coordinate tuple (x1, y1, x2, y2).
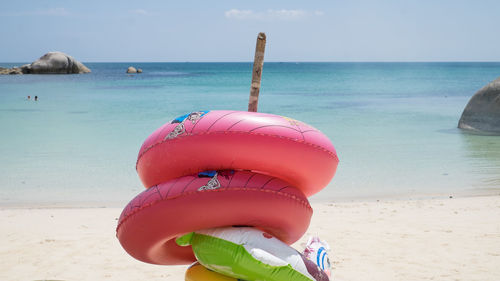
(165, 122, 186, 140)
(282, 116, 301, 126)
(303, 236, 332, 278)
(281, 116, 304, 127)
(198, 172, 221, 191)
(165, 111, 209, 140)
(281, 115, 313, 129)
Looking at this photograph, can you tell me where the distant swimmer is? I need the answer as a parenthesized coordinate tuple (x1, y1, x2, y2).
(34, 96, 38, 101)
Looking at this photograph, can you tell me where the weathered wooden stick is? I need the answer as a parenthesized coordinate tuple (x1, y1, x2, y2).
(248, 32, 266, 112)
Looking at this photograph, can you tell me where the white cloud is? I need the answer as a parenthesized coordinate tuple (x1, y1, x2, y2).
(225, 9, 324, 21)
(225, 9, 255, 20)
(130, 9, 148, 15)
(32, 8, 70, 16)
(267, 9, 307, 20)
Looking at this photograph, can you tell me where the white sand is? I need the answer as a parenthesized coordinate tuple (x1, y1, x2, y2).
(1, 196, 499, 281)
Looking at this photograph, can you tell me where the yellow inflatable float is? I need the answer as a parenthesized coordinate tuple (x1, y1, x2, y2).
(185, 262, 239, 281)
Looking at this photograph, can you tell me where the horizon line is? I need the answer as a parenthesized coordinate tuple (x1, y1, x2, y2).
(2, 60, 500, 64)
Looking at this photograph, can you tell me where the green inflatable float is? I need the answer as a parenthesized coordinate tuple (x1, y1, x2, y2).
(177, 227, 329, 281)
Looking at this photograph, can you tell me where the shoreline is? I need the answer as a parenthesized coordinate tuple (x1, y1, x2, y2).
(2, 187, 500, 209)
(1, 195, 499, 280)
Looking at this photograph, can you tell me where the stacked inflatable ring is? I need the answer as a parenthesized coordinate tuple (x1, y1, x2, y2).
(116, 110, 339, 280)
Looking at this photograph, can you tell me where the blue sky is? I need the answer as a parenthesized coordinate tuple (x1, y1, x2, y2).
(1, 0, 499, 62)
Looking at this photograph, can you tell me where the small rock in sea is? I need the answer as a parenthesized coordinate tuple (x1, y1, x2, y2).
(126, 66, 137, 73)
(1, 67, 23, 75)
(137, 68, 143, 73)
(0, 67, 22, 75)
(449, 195, 453, 199)
(9, 68, 23, 75)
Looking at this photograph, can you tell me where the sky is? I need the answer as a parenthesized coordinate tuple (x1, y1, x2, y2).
(1, 0, 499, 62)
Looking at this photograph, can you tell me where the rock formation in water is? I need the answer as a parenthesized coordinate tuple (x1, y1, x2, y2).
(0, 67, 23, 75)
(26, 52, 91, 74)
(458, 76, 500, 135)
(126, 66, 137, 73)
(0, 52, 90, 75)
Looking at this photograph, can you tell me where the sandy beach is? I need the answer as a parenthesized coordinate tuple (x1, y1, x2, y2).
(0, 195, 499, 281)
(2, 1, 500, 281)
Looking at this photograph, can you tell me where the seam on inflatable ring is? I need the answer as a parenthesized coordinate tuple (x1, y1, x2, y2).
(136, 131, 339, 169)
(116, 188, 312, 232)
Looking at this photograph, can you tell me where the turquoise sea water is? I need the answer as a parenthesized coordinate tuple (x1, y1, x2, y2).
(1, 62, 500, 205)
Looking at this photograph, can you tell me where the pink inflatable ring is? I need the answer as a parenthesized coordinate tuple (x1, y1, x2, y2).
(116, 170, 312, 265)
(136, 110, 338, 197)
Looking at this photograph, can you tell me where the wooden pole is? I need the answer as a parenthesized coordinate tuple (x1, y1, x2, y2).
(248, 32, 266, 112)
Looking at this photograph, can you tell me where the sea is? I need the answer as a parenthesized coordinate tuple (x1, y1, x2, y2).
(1, 62, 500, 206)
